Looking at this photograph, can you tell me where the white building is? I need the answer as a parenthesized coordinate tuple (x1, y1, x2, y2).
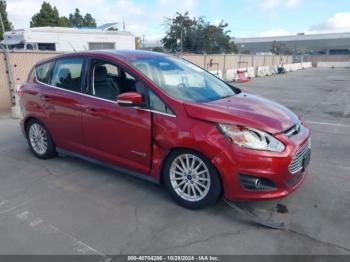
(2, 26, 135, 52)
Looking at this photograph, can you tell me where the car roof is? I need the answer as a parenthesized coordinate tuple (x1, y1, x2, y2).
(103, 49, 170, 60)
(36, 50, 170, 66)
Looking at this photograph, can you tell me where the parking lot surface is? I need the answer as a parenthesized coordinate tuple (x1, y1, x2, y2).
(0, 68, 349, 255)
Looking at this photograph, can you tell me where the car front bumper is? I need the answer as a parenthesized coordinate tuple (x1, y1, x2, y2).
(212, 125, 311, 201)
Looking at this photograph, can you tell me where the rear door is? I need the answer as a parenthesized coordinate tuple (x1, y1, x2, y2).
(41, 57, 86, 153)
(81, 58, 152, 174)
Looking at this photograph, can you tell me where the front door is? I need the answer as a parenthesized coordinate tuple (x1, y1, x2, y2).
(81, 59, 152, 174)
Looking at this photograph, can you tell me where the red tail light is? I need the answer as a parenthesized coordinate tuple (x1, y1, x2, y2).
(17, 85, 25, 97)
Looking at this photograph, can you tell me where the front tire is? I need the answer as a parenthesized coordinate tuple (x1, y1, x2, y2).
(26, 119, 56, 159)
(163, 149, 222, 209)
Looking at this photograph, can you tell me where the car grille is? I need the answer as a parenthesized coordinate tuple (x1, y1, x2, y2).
(288, 139, 311, 174)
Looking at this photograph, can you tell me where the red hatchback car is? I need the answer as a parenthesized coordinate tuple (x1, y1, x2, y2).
(19, 50, 311, 209)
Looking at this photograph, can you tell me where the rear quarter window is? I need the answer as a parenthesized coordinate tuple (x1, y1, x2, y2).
(49, 57, 84, 93)
(27, 68, 36, 82)
(35, 61, 53, 83)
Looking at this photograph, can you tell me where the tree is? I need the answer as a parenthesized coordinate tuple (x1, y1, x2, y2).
(162, 12, 198, 53)
(30, 2, 65, 27)
(69, 9, 96, 28)
(30, 3, 97, 28)
(83, 13, 96, 27)
(58, 16, 70, 27)
(271, 41, 284, 54)
(0, 0, 12, 40)
(69, 8, 83, 27)
(201, 20, 237, 54)
(162, 12, 237, 54)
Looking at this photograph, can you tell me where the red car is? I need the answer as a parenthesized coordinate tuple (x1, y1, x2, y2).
(19, 50, 311, 209)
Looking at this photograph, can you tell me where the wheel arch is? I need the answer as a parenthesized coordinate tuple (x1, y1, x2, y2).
(23, 116, 53, 141)
(24, 116, 44, 132)
(158, 147, 224, 196)
(23, 116, 39, 136)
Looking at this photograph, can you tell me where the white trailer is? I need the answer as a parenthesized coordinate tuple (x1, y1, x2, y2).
(2, 27, 135, 52)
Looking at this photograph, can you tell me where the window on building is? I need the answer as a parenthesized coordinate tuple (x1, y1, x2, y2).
(26, 43, 34, 50)
(88, 42, 115, 50)
(38, 43, 56, 51)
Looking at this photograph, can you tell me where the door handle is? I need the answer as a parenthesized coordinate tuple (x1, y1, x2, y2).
(86, 107, 100, 116)
(40, 95, 52, 102)
(86, 108, 97, 113)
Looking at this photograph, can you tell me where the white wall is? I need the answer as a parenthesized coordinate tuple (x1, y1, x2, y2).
(24, 31, 135, 52)
(317, 61, 350, 68)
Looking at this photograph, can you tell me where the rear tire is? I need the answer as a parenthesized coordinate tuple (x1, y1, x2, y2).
(26, 119, 56, 159)
(163, 149, 222, 209)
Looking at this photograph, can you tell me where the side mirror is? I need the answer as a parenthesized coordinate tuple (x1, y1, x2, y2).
(116, 92, 144, 107)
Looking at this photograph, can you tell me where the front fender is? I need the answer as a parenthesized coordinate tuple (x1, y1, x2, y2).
(150, 112, 231, 180)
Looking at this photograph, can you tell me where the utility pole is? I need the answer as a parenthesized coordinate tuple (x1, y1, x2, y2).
(142, 35, 145, 49)
(0, 12, 16, 108)
(180, 29, 183, 54)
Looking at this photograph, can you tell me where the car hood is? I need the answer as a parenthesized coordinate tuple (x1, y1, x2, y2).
(183, 92, 299, 134)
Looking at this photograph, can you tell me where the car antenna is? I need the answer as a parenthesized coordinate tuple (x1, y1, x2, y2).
(224, 199, 285, 230)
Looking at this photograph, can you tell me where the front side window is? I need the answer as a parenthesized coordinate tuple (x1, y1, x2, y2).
(129, 56, 239, 103)
(125, 72, 136, 80)
(49, 58, 84, 92)
(35, 61, 53, 83)
(149, 90, 174, 115)
(91, 61, 121, 101)
(89, 59, 143, 101)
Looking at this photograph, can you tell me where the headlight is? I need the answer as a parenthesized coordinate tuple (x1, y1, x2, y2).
(217, 124, 285, 152)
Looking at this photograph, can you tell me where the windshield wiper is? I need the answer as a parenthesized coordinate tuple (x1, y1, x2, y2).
(221, 95, 233, 99)
(214, 95, 234, 101)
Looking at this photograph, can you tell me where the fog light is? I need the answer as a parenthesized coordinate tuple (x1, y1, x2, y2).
(240, 174, 276, 191)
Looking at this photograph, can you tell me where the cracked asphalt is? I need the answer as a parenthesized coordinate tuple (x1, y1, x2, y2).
(0, 68, 349, 255)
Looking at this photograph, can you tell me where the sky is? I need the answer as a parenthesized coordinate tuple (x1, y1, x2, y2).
(6, 0, 350, 41)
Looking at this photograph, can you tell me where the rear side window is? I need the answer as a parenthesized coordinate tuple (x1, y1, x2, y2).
(49, 58, 84, 93)
(35, 61, 53, 83)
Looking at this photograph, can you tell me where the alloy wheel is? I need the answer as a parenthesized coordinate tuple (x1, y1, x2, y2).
(29, 123, 48, 155)
(170, 153, 211, 202)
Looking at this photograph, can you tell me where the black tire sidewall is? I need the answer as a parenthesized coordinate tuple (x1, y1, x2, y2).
(163, 149, 222, 209)
(26, 119, 56, 159)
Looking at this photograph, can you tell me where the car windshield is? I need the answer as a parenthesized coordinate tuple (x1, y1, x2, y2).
(128, 56, 239, 102)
